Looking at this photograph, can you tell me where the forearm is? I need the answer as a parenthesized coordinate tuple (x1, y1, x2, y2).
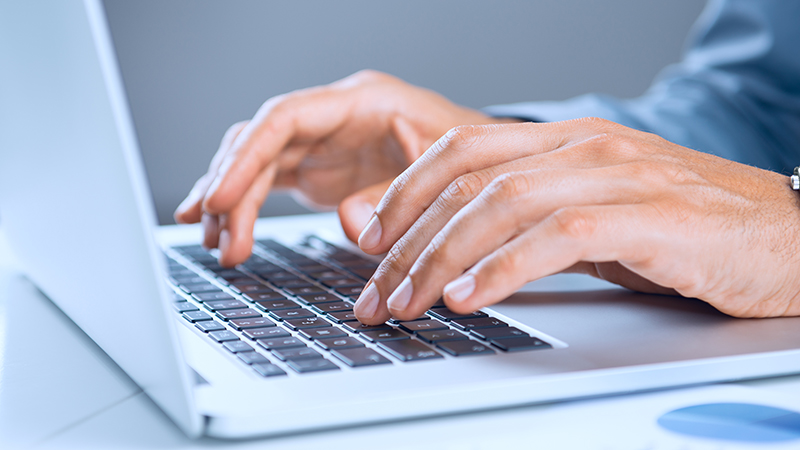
(485, 0, 800, 173)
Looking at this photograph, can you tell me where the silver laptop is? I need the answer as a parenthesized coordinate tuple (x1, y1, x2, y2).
(2, 0, 800, 439)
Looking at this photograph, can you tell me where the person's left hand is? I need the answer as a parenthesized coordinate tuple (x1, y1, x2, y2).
(351, 118, 800, 324)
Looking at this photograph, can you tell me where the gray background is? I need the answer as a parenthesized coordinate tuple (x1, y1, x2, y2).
(103, 0, 706, 225)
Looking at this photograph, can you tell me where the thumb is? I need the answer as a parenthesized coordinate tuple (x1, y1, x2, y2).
(338, 178, 394, 243)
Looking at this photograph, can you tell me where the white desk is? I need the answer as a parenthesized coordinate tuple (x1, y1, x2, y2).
(2, 229, 800, 450)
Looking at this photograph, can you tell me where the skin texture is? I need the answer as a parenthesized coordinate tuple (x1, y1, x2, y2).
(353, 118, 800, 323)
(174, 70, 512, 266)
(176, 70, 800, 323)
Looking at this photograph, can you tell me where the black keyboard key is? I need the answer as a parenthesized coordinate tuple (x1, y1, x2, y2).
(283, 285, 328, 296)
(247, 263, 283, 274)
(214, 269, 247, 279)
(179, 282, 221, 294)
(228, 317, 276, 330)
(222, 340, 253, 353)
(252, 363, 287, 377)
(244, 291, 290, 303)
(335, 286, 364, 297)
(343, 322, 392, 334)
(378, 340, 443, 362)
(347, 268, 375, 280)
(192, 291, 235, 303)
(316, 337, 365, 351)
(416, 329, 468, 343)
(327, 311, 358, 324)
(269, 308, 315, 321)
(307, 270, 347, 281)
(322, 278, 363, 289)
(237, 351, 270, 365)
(286, 358, 340, 373)
(174, 302, 199, 313)
(195, 321, 226, 333)
(243, 327, 289, 340)
(272, 347, 322, 361)
(337, 259, 379, 270)
(284, 317, 332, 330)
(182, 311, 213, 323)
(436, 340, 495, 356)
(172, 275, 208, 285)
(203, 299, 248, 312)
(231, 283, 274, 294)
(312, 301, 354, 314)
(470, 327, 529, 340)
(254, 299, 300, 312)
(293, 264, 331, 274)
(257, 337, 305, 350)
(490, 337, 552, 352)
(216, 308, 261, 321)
(265, 271, 301, 282)
(361, 329, 410, 342)
(208, 330, 239, 342)
(223, 277, 259, 287)
(451, 317, 508, 331)
(428, 308, 488, 322)
(299, 327, 347, 340)
(389, 315, 429, 323)
(331, 348, 392, 367)
(297, 293, 340, 305)
(398, 320, 448, 333)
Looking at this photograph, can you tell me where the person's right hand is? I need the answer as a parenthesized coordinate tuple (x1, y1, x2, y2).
(174, 70, 506, 266)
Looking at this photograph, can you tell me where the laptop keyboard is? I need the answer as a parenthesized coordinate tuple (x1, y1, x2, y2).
(165, 236, 551, 378)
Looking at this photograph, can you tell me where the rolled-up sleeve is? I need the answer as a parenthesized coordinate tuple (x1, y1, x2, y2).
(484, 0, 800, 173)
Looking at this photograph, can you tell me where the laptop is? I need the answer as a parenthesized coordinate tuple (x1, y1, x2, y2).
(2, 0, 800, 439)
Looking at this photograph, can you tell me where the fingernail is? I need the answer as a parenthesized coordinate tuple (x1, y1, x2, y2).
(355, 282, 379, 319)
(203, 177, 223, 211)
(444, 274, 475, 304)
(218, 228, 231, 262)
(352, 202, 376, 232)
(358, 214, 382, 251)
(387, 277, 413, 313)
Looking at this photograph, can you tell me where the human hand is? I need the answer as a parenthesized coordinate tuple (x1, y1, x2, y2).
(352, 118, 800, 324)
(174, 70, 507, 266)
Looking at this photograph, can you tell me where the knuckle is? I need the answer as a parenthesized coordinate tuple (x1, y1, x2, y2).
(421, 232, 450, 267)
(494, 245, 524, 275)
(486, 172, 532, 202)
(580, 116, 617, 130)
(437, 125, 481, 154)
(552, 207, 597, 241)
(382, 240, 415, 277)
(350, 69, 389, 82)
(444, 172, 487, 204)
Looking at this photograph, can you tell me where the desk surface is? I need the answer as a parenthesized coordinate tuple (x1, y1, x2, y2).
(2, 229, 800, 450)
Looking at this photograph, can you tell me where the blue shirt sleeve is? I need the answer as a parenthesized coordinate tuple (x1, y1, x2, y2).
(483, 0, 800, 173)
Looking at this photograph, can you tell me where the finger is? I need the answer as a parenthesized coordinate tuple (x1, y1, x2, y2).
(175, 121, 249, 223)
(201, 213, 220, 250)
(355, 158, 536, 323)
(442, 203, 664, 313)
(383, 165, 659, 320)
(338, 179, 394, 243)
(216, 162, 279, 267)
(357, 120, 608, 254)
(202, 89, 356, 215)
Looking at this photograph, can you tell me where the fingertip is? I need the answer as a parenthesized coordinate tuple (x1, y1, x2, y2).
(357, 215, 383, 253)
(339, 199, 376, 243)
(201, 213, 220, 250)
(217, 225, 253, 268)
(443, 274, 479, 314)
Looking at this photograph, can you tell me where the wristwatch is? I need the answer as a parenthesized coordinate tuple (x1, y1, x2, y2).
(793, 167, 800, 191)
